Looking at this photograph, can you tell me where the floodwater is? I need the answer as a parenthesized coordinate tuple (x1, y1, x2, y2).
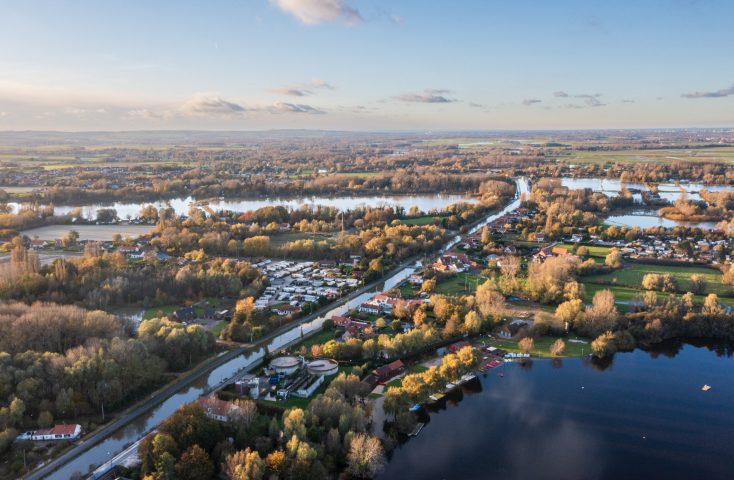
(49, 179, 527, 479)
(7, 194, 478, 219)
(558, 178, 648, 192)
(378, 339, 734, 480)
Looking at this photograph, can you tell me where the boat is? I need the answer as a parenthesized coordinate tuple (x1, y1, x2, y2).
(703, 385, 711, 391)
(478, 368, 485, 373)
(498, 373, 504, 377)
(446, 383, 456, 390)
(429, 393, 445, 401)
(409, 404, 421, 412)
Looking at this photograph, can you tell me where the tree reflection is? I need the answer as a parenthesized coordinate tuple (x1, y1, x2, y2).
(518, 359, 533, 372)
(580, 354, 614, 372)
(550, 358, 564, 370)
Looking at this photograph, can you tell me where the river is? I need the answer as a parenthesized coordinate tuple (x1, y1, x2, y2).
(377, 339, 734, 480)
(50, 179, 527, 479)
(6, 194, 478, 219)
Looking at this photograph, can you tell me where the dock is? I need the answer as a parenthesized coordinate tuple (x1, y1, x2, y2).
(408, 423, 425, 436)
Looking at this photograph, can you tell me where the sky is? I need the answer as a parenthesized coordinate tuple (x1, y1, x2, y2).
(0, 0, 733, 132)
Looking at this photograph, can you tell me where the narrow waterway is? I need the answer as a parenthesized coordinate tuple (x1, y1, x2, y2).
(50, 178, 527, 479)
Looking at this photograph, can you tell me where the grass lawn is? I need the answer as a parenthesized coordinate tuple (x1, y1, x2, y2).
(386, 377, 403, 389)
(401, 216, 445, 225)
(484, 335, 592, 359)
(582, 282, 734, 312)
(410, 365, 428, 374)
(368, 393, 382, 399)
(143, 298, 222, 320)
(211, 321, 229, 338)
(259, 366, 353, 409)
(289, 329, 337, 351)
(584, 264, 731, 296)
(434, 273, 487, 296)
(399, 282, 419, 296)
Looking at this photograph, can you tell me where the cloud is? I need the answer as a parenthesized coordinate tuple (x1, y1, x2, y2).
(563, 103, 582, 109)
(311, 78, 337, 90)
(523, 99, 541, 106)
(392, 92, 455, 103)
(269, 0, 363, 26)
(424, 88, 450, 95)
(0, 112, 7, 117)
(181, 96, 245, 115)
(554, 92, 568, 97)
(620, 100, 635, 103)
(269, 101, 326, 114)
(348, 105, 367, 113)
(267, 87, 311, 97)
(268, 79, 337, 97)
(469, 102, 483, 108)
(681, 84, 734, 98)
(126, 109, 165, 120)
(65, 107, 86, 114)
(575, 94, 605, 106)
(95, 109, 106, 113)
(391, 15, 404, 25)
(585, 16, 603, 29)
(657, 97, 664, 100)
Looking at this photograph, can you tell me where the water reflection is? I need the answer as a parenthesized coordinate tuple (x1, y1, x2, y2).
(378, 340, 734, 480)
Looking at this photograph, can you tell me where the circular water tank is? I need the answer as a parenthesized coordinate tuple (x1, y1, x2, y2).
(307, 359, 339, 376)
(270, 356, 300, 374)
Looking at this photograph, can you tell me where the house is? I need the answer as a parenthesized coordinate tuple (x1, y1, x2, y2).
(277, 305, 301, 315)
(358, 303, 380, 314)
(198, 396, 237, 422)
(202, 309, 216, 319)
(372, 359, 404, 381)
(450, 341, 472, 352)
(504, 245, 517, 254)
(409, 274, 424, 284)
(533, 233, 546, 242)
(500, 323, 522, 337)
(30, 240, 46, 249)
(118, 246, 137, 253)
(552, 247, 569, 256)
(319, 260, 336, 267)
(361, 374, 378, 390)
(332, 316, 352, 328)
(350, 252, 363, 259)
(570, 234, 583, 243)
(55, 239, 63, 246)
(279, 223, 291, 230)
(31, 424, 82, 443)
(174, 307, 197, 322)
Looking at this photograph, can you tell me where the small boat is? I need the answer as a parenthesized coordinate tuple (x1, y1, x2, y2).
(703, 385, 711, 391)
(498, 373, 504, 377)
(409, 404, 421, 412)
(446, 383, 456, 390)
(478, 368, 485, 373)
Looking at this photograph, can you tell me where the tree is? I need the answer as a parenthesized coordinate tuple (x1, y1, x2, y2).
(382, 387, 411, 417)
(463, 311, 481, 334)
(422, 366, 445, 394)
(702, 294, 725, 315)
(421, 279, 436, 293)
(346, 434, 386, 478)
(605, 248, 622, 268)
(550, 338, 565, 356)
(401, 374, 429, 404)
(576, 246, 588, 256)
(476, 282, 505, 322)
(689, 274, 707, 295)
(362, 339, 379, 359)
(457, 345, 482, 371)
(38, 411, 53, 429)
(518, 337, 534, 354)
(413, 309, 427, 327)
(265, 450, 290, 478)
(231, 399, 258, 429)
(581, 289, 619, 337)
(176, 445, 214, 480)
(375, 318, 386, 329)
(391, 319, 401, 332)
(233, 449, 265, 480)
(555, 299, 585, 328)
(154, 452, 177, 480)
(591, 331, 617, 358)
(9, 398, 24, 427)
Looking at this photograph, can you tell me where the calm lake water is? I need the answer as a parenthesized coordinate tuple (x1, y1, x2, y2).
(378, 339, 734, 480)
(7, 194, 478, 218)
(605, 214, 719, 230)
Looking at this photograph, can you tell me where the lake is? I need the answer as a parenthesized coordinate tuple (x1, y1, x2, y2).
(6, 194, 479, 219)
(605, 214, 719, 230)
(378, 339, 734, 480)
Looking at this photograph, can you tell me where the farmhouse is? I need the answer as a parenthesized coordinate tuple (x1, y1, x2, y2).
(198, 396, 238, 422)
(277, 305, 301, 315)
(173, 307, 197, 322)
(358, 303, 380, 314)
(31, 424, 82, 443)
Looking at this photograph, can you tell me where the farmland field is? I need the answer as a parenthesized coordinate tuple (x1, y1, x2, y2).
(21, 224, 154, 241)
(434, 272, 487, 295)
(401, 216, 445, 225)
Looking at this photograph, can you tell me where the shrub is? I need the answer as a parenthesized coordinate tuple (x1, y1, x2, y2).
(518, 337, 534, 354)
(549, 338, 565, 356)
(591, 331, 617, 358)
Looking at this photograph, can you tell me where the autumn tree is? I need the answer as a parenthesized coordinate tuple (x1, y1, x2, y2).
(550, 338, 565, 356)
(518, 337, 535, 354)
